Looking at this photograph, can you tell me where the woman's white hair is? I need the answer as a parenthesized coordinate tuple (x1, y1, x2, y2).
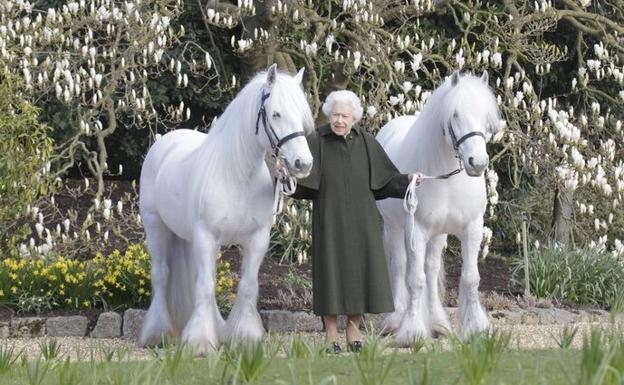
(321, 90, 363, 123)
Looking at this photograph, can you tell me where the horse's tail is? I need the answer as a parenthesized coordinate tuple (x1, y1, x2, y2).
(166, 235, 196, 336)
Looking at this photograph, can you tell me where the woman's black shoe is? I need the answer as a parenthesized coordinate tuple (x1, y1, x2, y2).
(326, 342, 342, 354)
(347, 341, 362, 353)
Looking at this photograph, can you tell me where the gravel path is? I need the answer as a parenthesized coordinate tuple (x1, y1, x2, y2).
(2, 321, 619, 361)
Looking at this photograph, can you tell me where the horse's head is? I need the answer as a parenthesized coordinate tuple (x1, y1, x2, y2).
(442, 71, 501, 177)
(257, 64, 314, 178)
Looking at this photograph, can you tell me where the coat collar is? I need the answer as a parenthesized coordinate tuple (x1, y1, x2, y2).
(318, 124, 361, 137)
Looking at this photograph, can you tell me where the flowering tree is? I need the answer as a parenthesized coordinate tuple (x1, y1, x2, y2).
(1, 0, 622, 261)
(0, 0, 213, 196)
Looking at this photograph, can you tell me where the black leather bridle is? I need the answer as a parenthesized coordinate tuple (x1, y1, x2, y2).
(255, 90, 305, 156)
(433, 120, 486, 179)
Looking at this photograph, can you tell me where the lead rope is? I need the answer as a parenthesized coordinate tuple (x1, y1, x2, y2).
(402, 164, 464, 253)
(272, 158, 297, 217)
(403, 176, 421, 253)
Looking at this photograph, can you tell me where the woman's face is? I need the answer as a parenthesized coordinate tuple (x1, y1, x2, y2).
(329, 101, 355, 136)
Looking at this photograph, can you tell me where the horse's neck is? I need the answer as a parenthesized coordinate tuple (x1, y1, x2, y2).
(194, 119, 267, 185)
(401, 110, 458, 176)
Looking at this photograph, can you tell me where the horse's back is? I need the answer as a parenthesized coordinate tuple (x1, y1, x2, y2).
(376, 115, 417, 165)
(140, 129, 206, 211)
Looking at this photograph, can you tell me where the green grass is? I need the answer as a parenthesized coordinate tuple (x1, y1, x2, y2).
(0, 346, 590, 385)
(1, 328, 623, 385)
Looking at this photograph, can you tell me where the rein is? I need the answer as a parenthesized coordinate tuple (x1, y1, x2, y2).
(254, 90, 304, 215)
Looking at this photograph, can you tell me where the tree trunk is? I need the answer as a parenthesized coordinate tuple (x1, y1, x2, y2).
(551, 187, 574, 245)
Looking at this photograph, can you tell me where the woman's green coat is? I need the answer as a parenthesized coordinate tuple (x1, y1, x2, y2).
(292, 124, 410, 315)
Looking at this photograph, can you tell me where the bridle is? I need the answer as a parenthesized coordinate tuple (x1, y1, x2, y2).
(255, 90, 305, 157)
(255, 89, 306, 216)
(431, 120, 486, 180)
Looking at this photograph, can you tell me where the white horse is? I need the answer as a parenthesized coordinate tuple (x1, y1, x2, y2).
(377, 71, 501, 346)
(138, 64, 314, 354)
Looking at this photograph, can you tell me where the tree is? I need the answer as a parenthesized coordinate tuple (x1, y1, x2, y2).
(0, 0, 214, 196)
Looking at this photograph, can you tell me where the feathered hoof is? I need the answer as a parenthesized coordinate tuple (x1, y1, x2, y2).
(380, 312, 403, 336)
(181, 331, 219, 356)
(430, 317, 452, 339)
(394, 325, 429, 348)
(221, 308, 264, 346)
(181, 315, 220, 356)
(460, 305, 491, 339)
(138, 312, 174, 348)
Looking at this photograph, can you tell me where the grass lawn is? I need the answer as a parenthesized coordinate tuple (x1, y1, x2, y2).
(0, 344, 605, 385)
(1, 328, 622, 385)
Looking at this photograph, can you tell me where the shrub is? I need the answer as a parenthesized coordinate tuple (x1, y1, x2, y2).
(511, 247, 624, 308)
(269, 200, 312, 264)
(0, 244, 235, 313)
(0, 67, 54, 257)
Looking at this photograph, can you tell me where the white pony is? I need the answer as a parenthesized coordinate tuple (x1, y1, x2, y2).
(138, 64, 314, 354)
(377, 71, 501, 346)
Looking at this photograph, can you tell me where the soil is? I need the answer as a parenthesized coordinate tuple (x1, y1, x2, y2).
(1, 178, 518, 322)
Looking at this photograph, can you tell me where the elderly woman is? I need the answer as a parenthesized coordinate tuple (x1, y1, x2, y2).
(291, 90, 422, 353)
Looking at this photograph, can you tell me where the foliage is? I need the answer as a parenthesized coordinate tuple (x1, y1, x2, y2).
(577, 329, 624, 385)
(0, 67, 55, 258)
(2, 0, 624, 278)
(511, 247, 624, 308)
(455, 329, 511, 385)
(269, 199, 312, 264)
(0, 0, 212, 196)
(0, 243, 235, 312)
(353, 337, 398, 385)
(0, 344, 22, 374)
(3, 331, 620, 384)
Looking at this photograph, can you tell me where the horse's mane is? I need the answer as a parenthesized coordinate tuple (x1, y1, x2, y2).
(400, 73, 500, 174)
(429, 73, 500, 133)
(187, 70, 314, 221)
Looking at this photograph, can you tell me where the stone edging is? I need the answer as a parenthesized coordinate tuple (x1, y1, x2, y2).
(1, 307, 622, 340)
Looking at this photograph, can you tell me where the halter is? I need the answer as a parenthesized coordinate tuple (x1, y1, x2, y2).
(255, 90, 306, 157)
(423, 120, 486, 180)
(255, 90, 305, 216)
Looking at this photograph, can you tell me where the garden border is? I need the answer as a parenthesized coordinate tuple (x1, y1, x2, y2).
(1, 307, 621, 340)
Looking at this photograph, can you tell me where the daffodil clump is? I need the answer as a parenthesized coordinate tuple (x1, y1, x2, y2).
(0, 244, 235, 313)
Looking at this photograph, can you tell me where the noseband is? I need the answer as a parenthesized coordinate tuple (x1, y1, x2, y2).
(255, 90, 305, 157)
(432, 121, 486, 179)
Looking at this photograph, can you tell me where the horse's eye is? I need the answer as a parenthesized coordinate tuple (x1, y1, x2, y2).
(272, 112, 281, 119)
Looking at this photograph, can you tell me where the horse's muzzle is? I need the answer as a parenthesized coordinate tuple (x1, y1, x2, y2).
(289, 158, 312, 178)
(466, 156, 488, 176)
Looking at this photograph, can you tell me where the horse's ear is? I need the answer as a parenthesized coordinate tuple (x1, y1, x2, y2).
(481, 71, 489, 85)
(294, 67, 305, 85)
(266, 63, 278, 87)
(451, 71, 460, 86)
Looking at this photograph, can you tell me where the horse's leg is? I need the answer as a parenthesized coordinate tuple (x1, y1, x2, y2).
(221, 227, 269, 346)
(425, 234, 451, 336)
(381, 224, 408, 334)
(139, 212, 174, 347)
(181, 225, 221, 354)
(395, 224, 430, 347)
(458, 219, 490, 338)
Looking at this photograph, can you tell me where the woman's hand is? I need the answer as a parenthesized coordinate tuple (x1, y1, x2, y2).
(410, 173, 424, 186)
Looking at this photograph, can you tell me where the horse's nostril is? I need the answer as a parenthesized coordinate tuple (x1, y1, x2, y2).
(294, 159, 302, 169)
(468, 157, 475, 167)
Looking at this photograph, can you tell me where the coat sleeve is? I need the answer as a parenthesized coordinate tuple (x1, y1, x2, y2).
(363, 132, 410, 199)
(290, 132, 321, 200)
(373, 174, 411, 200)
